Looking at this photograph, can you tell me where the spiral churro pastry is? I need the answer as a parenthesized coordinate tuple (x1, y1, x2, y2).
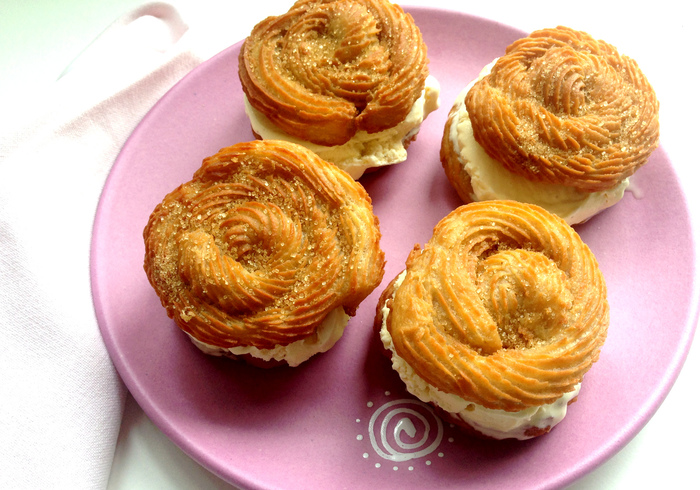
(441, 26, 660, 224)
(375, 200, 609, 439)
(239, 0, 439, 178)
(144, 140, 385, 367)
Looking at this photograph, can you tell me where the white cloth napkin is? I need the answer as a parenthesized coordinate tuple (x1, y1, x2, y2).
(0, 3, 229, 487)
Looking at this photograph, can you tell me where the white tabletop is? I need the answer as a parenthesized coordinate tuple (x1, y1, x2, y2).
(3, 1, 696, 488)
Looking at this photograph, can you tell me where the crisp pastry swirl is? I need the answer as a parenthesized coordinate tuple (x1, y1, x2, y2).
(238, 0, 429, 146)
(466, 26, 659, 192)
(143, 140, 385, 350)
(384, 200, 609, 412)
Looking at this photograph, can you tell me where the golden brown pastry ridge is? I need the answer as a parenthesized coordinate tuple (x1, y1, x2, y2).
(143, 140, 385, 351)
(382, 200, 609, 412)
(238, 0, 429, 147)
(439, 102, 475, 203)
(465, 26, 659, 192)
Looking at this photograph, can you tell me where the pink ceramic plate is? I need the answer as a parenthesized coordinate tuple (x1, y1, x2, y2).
(92, 7, 698, 489)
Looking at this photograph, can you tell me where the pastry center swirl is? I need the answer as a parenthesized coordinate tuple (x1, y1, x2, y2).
(475, 249, 573, 349)
(531, 49, 587, 117)
(282, 2, 389, 110)
(174, 179, 340, 322)
(177, 200, 312, 314)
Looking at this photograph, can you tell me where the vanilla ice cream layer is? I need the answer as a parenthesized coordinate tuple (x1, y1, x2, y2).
(188, 306, 349, 367)
(244, 75, 440, 179)
(447, 62, 628, 225)
(380, 271, 579, 440)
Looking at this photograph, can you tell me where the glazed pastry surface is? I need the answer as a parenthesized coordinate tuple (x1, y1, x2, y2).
(386, 200, 609, 412)
(143, 140, 385, 350)
(238, 0, 429, 146)
(465, 26, 659, 192)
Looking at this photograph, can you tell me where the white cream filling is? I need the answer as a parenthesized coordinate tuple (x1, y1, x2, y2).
(188, 306, 350, 367)
(380, 271, 579, 440)
(447, 61, 628, 225)
(244, 75, 441, 179)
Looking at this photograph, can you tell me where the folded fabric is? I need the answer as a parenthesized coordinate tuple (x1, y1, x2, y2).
(0, 3, 221, 487)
